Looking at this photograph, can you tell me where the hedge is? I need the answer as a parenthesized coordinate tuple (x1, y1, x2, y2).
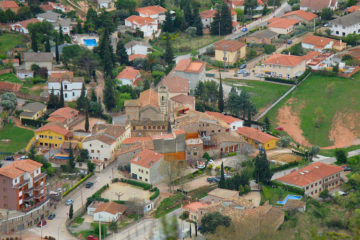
(296, 68, 311, 84)
(271, 180, 305, 195)
(119, 178, 152, 190)
(21, 118, 47, 128)
(271, 161, 299, 173)
(86, 184, 110, 207)
(62, 172, 93, 197)
(113, 200, 126, 204)
(264, 77, 295, 85)
(150, 187, 160, 200)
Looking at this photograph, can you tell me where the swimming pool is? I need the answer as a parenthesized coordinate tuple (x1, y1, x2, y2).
(277, 195, 302, 205)
(83, 39, 97, 47)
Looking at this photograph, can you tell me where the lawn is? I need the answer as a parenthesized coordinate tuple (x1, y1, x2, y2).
(154, 193, 184, 218)
(266, 73, 360, 147)
(224, 79, 291, 111)
(261, 185, 298, 205)
(0, 33, 27, 55)
(0, 73, 22, 84)
(0, 124, 34, 153)
(153, 32, 222, 56)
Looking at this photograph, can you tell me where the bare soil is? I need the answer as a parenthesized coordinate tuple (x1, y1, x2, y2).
(269, 153, 302, 163)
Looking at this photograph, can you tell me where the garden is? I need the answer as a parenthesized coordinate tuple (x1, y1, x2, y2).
(0, 33, 27, 55)
(0, 123, 34, 153)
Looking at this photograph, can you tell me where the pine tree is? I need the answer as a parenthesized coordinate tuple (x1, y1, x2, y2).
(77, 21, 83, 34)
(69, 204, 73, 219)
(116, 41, 129, 65)
(262, 3, 268, 16)
(219, 162, 225, 188)
(163, 11, 174, 32)
(98, 29, 115, 78)
(103, 79, 116, 111)
(55, 34, 60, 64)
(183, 0, 193, 27)
(47, 88, 57, 109)
(218, 73, 224, 113)
(210, 10, 221, 35)
(253, 150, 272, 184)
(143, 79, 150, 90)
(91, 88, 97, 102)
(77, 83, 88, 111)
(59, 25, 64, 43)
(220, 4, 233, 35)
(68, 142, 75, 170)
(85, 111, 89, 132)
(193, 8, 203, 36)
(59, 82, 65, 107)
(45, 36, 50, 52)
(263, 116, 271, 132)
(164, 33, 174, 65)
(31, 31, 38, 52)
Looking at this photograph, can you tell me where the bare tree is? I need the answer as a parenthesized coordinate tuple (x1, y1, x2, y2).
(125, 198, 144, 216)
(160, 161, 187, 193)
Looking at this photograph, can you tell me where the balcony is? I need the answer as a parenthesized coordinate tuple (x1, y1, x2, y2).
(33, 173, 46, 183)
(34, 185, 44, 191)
(24, 195, 34, 202)
(24, 188, 33, 194)
(14, 179, 30, 189)
(34, 192, 45, 199)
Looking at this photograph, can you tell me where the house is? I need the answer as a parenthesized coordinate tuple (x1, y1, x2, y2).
(304, 52, 334, 70)
(16, 70, 34, 79)
(35, 123, 72, 148)
(40, 3, 54, 11)
(125, 15, 158, 38)
(170, 94, 196, 112)
(116, 66, 141, 86)
(246, 29, 278, 45)
(37, 11, 61, 23)
(130, 149, 164, 184)
(158, 75, 189, 98)
(93, 202, 127, 222)
(151, 129, 186, 162)
(125, 40, 151, 56)
(182, 202, 210, 223)
(0, 159, 46, 211)
(11, 18, 39, 34)
(330, 11, 360, 37)
(236, 127, 279, 150)
(199, 9, 237, 29)
(0, 82, 22, 92)
(254, 53, 306, 79)
(135, 5, 167, 24)
(92, 123, 131, 150)
(129, 54, 147, 62)
(201, 188, 240, 203)
(53, 18, 72, 35)
(97, 0, 113, 9)
(301, 35, 334, 51)
(213, 40, 246, 65)
(346, 5, 360, 13)
(229, 0, 245, 9)
(211, 133, 245, 156)
(3, 58, 19, 67)
(205, 112, 243, 131)
(82, 134, 117, 163)
(24, 52, 53, 71)
(185, 138, 203, 161)
(20, 102, 47, 120)
(300, 0, 338, 12)
(47, 107, 79, 127)
(0, 1, 19, 13)
(48, 71, 84, 101)
(282, 10, 317, 23)
(276, 162, 343, 196)
(173, 58, 206, 90)
(267, 18, 300, 34)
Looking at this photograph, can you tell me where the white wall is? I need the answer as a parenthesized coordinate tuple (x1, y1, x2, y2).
(48, 81, 84, 101)
(126, 45, 149, 55)
(331, 23, 360, 37)
(82, 139, 115, 162)
(230, 121, 244, 131)
(94, 212, 119, 223)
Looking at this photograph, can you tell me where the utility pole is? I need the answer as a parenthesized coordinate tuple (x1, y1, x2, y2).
(99, 213, 102, 240)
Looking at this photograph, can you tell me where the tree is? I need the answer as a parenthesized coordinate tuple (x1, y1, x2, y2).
(344, 33, 360, 45)
(91, 222, 107, 238)
(87, 160, 95, 172)
(77, 83, 88, 112)
(59, 82, 65, 107)
(31, 31, 38, 52)
(97, 28, 115, 78)
(109, 220, 118, 233)
(218, 74, 224, 113)
(319, 188, 330, 199)
(348, 0, 357, 6)
(280, 136, 291, 147)
(115, 0, 136, 11)
(183, 0, 193, 27)
(314, 107, 324, 128)
(80, 149, 90, 162)
(103, 79, 116, 111)
(200, 212, 231, 234)
(160, 215, 178, 240)
(333, 64, 339, 73)
(116, 41, 129, 65)
(289, 42, 304, 56)
(85, 111, 89, 132)
(264, 44, 276, 54)
(68, 142, 75, 170)
(253, 150, 272, 184)
(55, 35, 60, 64)
(76, 21, 83, 34)
(262, 3, 268, 16)
(163, 33, 174, 65)
(219, 162, 225, 188)
(163, 11, 174, 33)
(210, 10, 221, 35)
(263, 116, 271, 132)
(310, 145, 320, 159)
(47, 88, 58, 109)
(69, 204, 73, 219)
(75, 50, 99, 81)
(193, 8, 203, 36)
(244, 0, 258, 14)
(28, 146, 37, 160)
(335, 149, 347, 164)
(45, 36, 51, 52)
(321, 8, 333, 21)
(59, 25, 64, 43)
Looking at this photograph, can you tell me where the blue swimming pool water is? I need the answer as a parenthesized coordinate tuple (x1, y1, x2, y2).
(277, 195, 302, 205)
(83, 39, 97, 47)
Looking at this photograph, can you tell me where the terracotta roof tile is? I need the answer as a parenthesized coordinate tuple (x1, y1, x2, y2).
(83, 134, 116, 145)
(214, 39, 246, 52)
(0, 159, 42, 179)
(129, 54, 147, 61)
(200, 9, 217, 19)
(0, 1, 18, 10)
(125, 15, 156, 26)
(122, 137, 152, 144)
(237, 127, 278, 144)
(36, 123, 71, 136)
(282, 10, 317, 21)
(302, 35, 333, 49)
(48, 107, 79, 122)
(0, 165, 24, 179)
(302, 51, 321, 61)
(139, 89, 158, 107)
(130, 149, 163, 168)
(276, 162, 343, 187)
(14, 18, 40, 28)
(300, 0, 332, 11)
(205, 111, 243, 125)
(170, 94, 195, 105)
(183, 202, 210, 213)
(136, 5, 167, 15)
(268, 18, 300, 29)
(116, 66, 140, 80)
(0, 81, 21, 92)
(160, 75, 189, 93)
(347, 5, 360, 13)
(174, 58, 206, 73)
(40, 4, 54, 11)
(94, 202, 127, 215)
(263, 53, 304, 67)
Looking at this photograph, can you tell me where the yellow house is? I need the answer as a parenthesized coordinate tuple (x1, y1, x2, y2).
(35, 123, 72, 148)
(214, 40, 246, 65)
(237, 127, 279, 150)
(20, 102, 47, 120)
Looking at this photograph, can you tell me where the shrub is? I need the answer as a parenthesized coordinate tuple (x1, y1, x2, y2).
(120, 178, 151, 190)
(21, 118, 47, 128)
(271, 161, 299, 172)
(227, 152, 237, 157)
(265, 77, 294, 85)
(271, 180, 304, 195)
(150, 187, 160, 200)
(62, 172, 93, 197)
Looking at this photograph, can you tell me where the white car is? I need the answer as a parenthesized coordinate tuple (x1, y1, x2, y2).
(65, 199, 73, 205)
(208, 160, 214, 165)
(197, 164, 205, 169)
(17, 155, 28, 160)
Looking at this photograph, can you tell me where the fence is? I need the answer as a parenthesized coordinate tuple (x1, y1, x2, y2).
(25, 136, 36, 152)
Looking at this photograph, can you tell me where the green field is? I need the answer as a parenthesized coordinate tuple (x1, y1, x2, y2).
(0, 33, 26, 55)
(0, 73, 22, 84)
(0, 124, 34, 153)
(266, 73, 360, 147)
(224, 79, 291, 111)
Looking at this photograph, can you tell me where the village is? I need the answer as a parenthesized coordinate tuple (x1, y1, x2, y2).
(1, 0, 360, 239)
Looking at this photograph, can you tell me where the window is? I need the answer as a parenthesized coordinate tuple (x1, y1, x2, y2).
(97, 150, 100, 153)
(90, 144, 92, 147)
(311, 184, 313, 188)
(193, 152, 197, 156)
(64, 85, 68, 90)
(91, 150, 94, 153)
(145, 179, 148, 182)
(72, 92, 75, 96)
(146, 171, 148, 174)
(65, 93, 68, 98)
(49, 136, 52, 140)
(101, 145, 103, 148)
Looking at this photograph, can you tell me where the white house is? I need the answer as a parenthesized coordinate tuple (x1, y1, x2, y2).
(301, 35, 334, 51)
(48, 2, 66, 12)
(125, 40, 151, 56)
(200, 9, 237, 29)
(135, 5, 167, 24)
(82, 134, 116, 162)
(205, 111, 244, 131)
(116, 66, 141, 86)
(125, 15, 158, 38)
(37, 11, 61, 23)
(16, 70, 34, 79)
(97, 0, 112, 8)
(48, 71, 84, 101)
(173, 58, 206, 90)
(93, 202, 127, 223)
(53, 18, 71, 35)
(330, 11, 360, 37)
(130, 149, 164, 184)
(11, 18, 39, 34)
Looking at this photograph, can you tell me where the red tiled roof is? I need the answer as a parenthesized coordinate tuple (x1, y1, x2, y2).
(237, 127, 278, 144)
(231, 0, 245, 7)
(302, 51, 321, 61)
(302, 35, 333, 49)
(136, 5, 167, 16)
(116, 66, 140, 80)
(300, 0, 332, 11)
(200, 9, 217, 19)
(0, 81, 21, 92)
(130, 149, 163, 169)
(0, 159, 42, 179)
(263, 53, 304, 67)
(139, 89, 158, 107)
(40, 4, 54, 11)
(3, 59, 19, 64)
(49, 107, 79, 121)
(267, 18, 300, 29)
(125, 15, 156, 26)
(122, 136, 152, 145)
(205, 111, 243, 125)
(174, 58, 206, 73)
(14, 18, 39, 28)
(214, 39, 246, 52)
(129, 54, 147, 61)
(170, 94, 195, 105)
(183, 201, 209, 213)
(276, 162, 343, 187)
(94, 202, 127, 215)
(0, 1, 18, 10)
(160, 75, 189, 93)
(347, 5, 360, 13)
(282, 10, 317, 21)
(36, 123, 71, 136)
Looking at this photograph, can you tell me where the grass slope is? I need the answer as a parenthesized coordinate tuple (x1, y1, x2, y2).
(0, 124, 34, 153)
(0, 73, 22, 84)
(266, 73, 360, 147)
(0, 33, 26, 55)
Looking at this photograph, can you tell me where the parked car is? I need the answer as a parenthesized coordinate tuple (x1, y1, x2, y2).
(48, 214, 56, 220)
(237, 69, 248, 74)
(65, 199, 73, 205)
(197, 164, 205, 169)
(241, 27, 248, 32)
(85, 182, 94, 188)
(287, 40, 292, 44)
(37, 219, 47, 227)
(207, 160, 214, 165)
(239, 64, 247, 69)
(207, 177, 220, 183)
(4, 156, 14, 161)
(87, 236, 99, 240)
(323, 23, 329, 27)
